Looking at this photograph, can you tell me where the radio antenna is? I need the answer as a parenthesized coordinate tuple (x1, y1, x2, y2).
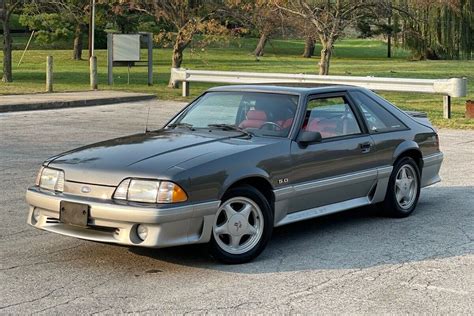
(144, 104, 151, 133)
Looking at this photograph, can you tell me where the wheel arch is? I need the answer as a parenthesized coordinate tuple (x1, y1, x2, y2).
(393, 141, 423, 172)
(220, 175, 275, 210)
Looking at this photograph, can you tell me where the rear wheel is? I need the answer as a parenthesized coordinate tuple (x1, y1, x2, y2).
(382, 157, 421, 218)
(210, 186, 273, 264)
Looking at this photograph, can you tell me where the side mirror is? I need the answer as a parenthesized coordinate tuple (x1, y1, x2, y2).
(297, 131, 322, 145)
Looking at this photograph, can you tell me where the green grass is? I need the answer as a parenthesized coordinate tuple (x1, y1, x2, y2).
(1, 37, 473, 129)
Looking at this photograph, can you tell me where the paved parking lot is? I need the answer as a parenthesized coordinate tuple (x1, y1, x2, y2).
(0, 100, 473, 314)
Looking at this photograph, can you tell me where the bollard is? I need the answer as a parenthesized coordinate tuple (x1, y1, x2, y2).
(46, 56, 53, 93)
(90, 56, 98, 90)
(182, 81, 190, 97)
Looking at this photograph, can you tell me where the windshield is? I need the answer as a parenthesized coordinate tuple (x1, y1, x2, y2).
(169, 91, 299, 137)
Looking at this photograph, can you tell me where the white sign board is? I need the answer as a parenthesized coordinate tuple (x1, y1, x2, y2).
(113, 34, 140, 62)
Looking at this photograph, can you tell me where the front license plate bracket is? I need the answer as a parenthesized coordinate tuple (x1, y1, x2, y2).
(59, 201, 89, 227)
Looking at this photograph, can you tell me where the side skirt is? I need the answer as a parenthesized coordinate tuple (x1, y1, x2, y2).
(275, 196, 370, 227)
(273, 166, 393, 227)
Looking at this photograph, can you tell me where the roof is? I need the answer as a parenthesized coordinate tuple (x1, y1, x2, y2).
(207, 84, 364, 96)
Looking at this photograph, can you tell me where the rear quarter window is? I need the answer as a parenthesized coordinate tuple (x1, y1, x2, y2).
(350, 91, 407, 133)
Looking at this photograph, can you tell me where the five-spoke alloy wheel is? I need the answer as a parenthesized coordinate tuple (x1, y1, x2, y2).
(210, 186, 273, 264)
(213, 197, 264, 255)
(394, 164, 418, 210)
(383, 156, 421, 218)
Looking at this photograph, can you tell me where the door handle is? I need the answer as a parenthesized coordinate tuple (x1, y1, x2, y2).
(359, 142, 372, 153)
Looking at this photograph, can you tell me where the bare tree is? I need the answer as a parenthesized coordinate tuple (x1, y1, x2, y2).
(249, 1, 281, 57)
(276, 0, 377, 75)
(227, 0, 283, 57)
(1, 0, 24, 82)
(286, 13, 318, 58)
(146, 0, 227, 87)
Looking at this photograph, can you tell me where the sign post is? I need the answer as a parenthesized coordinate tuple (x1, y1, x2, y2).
(107, 33, 153, 86)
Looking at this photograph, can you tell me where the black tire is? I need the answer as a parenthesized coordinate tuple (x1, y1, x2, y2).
(382, 156, 421, 218)
(209, 185, 273, 264)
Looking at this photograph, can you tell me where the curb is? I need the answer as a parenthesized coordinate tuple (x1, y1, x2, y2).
(0, 94, 156, 113)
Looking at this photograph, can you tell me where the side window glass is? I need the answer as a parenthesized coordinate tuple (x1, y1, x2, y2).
(351, 91, 406, 133)
(303, 96, 361, 139)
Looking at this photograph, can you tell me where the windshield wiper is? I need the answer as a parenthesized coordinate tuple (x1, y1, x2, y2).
(167, 122, 195, 130)
(207, 124, 253, 137)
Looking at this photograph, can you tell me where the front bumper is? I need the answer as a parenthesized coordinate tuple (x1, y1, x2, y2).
(26, 187, 220, 248)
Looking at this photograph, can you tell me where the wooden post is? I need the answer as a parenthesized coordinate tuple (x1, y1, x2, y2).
(46, 56, 53, 92)
(90, 56, 98, 90)
(443, 95, 451, 119)
(182, 81, 190, 97)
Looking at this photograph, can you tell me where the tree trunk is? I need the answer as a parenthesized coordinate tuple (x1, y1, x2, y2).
(1, 15, 13, 82)
(253, 33, 268, 57)
(73, 24, 84, 60)
(168, 31, 190, 88)
(319, 41, 333, 75)
(303, 36, 315, 58)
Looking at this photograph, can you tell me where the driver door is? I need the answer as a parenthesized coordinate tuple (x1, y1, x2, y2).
(288, 92, 377, 213)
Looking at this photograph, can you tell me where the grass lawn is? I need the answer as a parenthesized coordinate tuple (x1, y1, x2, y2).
(0, 37, 472, 129)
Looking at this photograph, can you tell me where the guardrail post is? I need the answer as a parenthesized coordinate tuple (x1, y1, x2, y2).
(443, 96, 451, 119)
(182, 81, 190, 97)
(46, 56, 53, 93)
(90, 56, 98, 90)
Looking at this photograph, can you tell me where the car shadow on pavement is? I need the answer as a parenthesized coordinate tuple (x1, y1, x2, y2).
(129, 186, 473, 274)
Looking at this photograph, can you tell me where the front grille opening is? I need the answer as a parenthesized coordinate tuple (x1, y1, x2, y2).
(47, 217, 117, 234)
(87, 225, 117, 233)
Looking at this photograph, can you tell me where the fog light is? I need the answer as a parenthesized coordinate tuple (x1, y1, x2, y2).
(32, 208, 41, 222)
(136, 225, 148, 241)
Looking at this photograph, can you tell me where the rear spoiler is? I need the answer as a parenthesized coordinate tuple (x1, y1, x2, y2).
(404, 111, 435, 130)
(405, 111, 428, 118)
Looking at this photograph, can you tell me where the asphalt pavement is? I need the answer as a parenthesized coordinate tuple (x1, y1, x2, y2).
(0, 100, 472, 314)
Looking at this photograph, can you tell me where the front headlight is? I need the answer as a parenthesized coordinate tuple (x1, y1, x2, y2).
(37, 167, 65, 192)
(113, 179, 187, 203)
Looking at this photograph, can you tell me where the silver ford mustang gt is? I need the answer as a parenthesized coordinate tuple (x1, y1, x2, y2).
(26, 85, 443, 263)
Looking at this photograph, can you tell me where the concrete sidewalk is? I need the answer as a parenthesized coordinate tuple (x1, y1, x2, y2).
(0, 90, 156, 113)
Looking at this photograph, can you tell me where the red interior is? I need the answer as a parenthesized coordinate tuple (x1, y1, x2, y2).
(304, 119, 338, 138)
(240, 109, 337, 138)
(276, 118, 294, 129)
(239, 110, 267, 129)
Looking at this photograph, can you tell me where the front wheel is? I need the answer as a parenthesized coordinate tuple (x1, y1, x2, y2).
(210, 186, 273, 264)
(382, 157, 421, 218)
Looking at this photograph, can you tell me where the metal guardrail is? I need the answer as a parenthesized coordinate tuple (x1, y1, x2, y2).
(170, 68, 468, 119)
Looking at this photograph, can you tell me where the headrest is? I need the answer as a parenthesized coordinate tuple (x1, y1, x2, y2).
(247, 110, 267, 121)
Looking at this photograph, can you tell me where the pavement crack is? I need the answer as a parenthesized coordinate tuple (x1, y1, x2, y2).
(0, 285, 66, 311)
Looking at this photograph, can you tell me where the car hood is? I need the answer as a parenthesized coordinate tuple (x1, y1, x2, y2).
(47, 130, 259, 186)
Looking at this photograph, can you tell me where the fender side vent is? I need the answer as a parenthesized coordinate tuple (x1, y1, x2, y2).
(368, 183, 377, 201)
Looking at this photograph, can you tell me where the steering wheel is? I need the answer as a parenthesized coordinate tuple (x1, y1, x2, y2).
(259, 121, 282, 131)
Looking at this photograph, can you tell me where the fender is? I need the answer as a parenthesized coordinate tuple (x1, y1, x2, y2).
(392, 140, 422, 166)
(219, 168, 272, 200)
